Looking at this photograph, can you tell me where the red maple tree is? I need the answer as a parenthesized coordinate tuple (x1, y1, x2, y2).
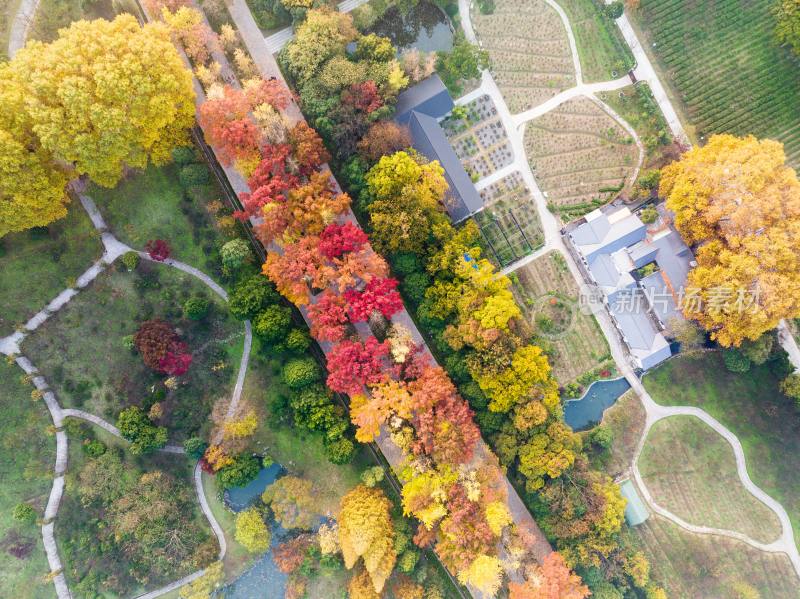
(245, 78, 292, 111)
(198, 86, 260, 165)
(288, 122, 330, 176)
(317, 222, 368, 259)
(145, 239, 171, 262)
(326, 337, 390, 395)
(343, 80, 383, 114)
(344, 277, 403, 321)
(237, 144, 298, 222)
(307, 291, 350, 342)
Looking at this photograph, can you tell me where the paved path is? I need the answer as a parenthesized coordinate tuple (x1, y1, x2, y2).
(7, 0, 40, 57)
(457, 0, 800, 578)
(778, 320, 800, 372)
(603, 0, 689, 145)
(0, 192, 253, 598)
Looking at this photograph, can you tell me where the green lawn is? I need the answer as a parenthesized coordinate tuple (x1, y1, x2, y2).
(640, 415, 782, 544)
(558, 0, 634, 82)
(57, 422, 213, 598)
(587, 389, 645, 478)
(88, 161, 232, 277)
(0, 362, 53, 599)
(0, 204, 103, 337)
(643, 351, 800, 550)
(635, 0, 800, 167)
(23, 259, 242, 441)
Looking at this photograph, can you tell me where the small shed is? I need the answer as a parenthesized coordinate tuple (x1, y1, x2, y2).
(620, 479, 649, 526)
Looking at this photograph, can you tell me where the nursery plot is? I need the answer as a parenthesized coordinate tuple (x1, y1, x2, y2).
(471, 0, 576, 113)
(473, 171, 543, 267)
(443, 94, 513, 180)
(524, 96, 637, 219)
(511, 251, 611, 384)
(637, 0, 800, 167)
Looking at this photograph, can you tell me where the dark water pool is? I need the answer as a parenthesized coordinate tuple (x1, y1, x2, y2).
(369, 1, 454, 54)
(221, 523, 290, 599)
(563, 377, 631, 431)
(224, 462, 284, 512)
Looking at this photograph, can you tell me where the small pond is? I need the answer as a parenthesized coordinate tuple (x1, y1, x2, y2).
(369, 1, 454, 54)
(563, 377, 631, 431)
(224, 462, 284, 512)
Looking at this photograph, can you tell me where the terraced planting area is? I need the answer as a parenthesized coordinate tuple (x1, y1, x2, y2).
(471, 0, 575, 113)
(640, 416, 782, 544)
(636, 0, 800, 166)
(473, 172, 544, 267)
(635, 515, 800, 599)
(524, 96, 638, 218)
(557, 0, 633, 82)
(510, 250, 612, 384)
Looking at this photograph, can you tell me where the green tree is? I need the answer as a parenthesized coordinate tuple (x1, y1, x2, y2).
(184, 295, 210, 320)
(254, 304, 292, 342)
(217, 453, 261, 489)
(221, 238, 252, 272)
(229, 275, 279, 320)
(722, 348, 751, 373)
(436, 35, 489, 94)
(283, 357, 322, 389)
(12, 503, 37, 525)
(774, 0, 800, 55)
(235, 507, 271, 553)
(117, 406, 168, 455)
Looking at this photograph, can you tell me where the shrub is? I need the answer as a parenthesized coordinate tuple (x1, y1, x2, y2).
(324, 436, 355, 464)
(283, 357, 321, 389)
(184, 437, 208, 459)
(12, 503, 37, 525)
(221, 238, 252, 272)
(172, 146, 197, 166)
(605, 1, 624, 19)
(184, 295, 211, 320)
(390, 252, 420, 276)
(229, 275, 279, 320)
(254, 305, 292, 342)
(286, 328, 311, 354)
(179, 163, 211, 188)
(401, 272, 431, 305)
(122, 251, 140, 271)
(122, 334, 136, 350)
(145, 239, 171, 261)
(722, 348, 751, 373)
(589, 425, 614, 449)
(235, 507, 271, 553)
(781, 372, 800, 402)
(740, 334, 774, 365)
(638, 169, 661, 189)
(397, 548, 419, 573)
(82, 439, 107, 458)
(639, 207, 658, 224)
(117, 406, 168, 455)
(218, 453, 261, 489)
(360, 465, 385, 487)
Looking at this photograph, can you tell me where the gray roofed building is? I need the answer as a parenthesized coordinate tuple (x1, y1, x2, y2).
(394, 74, 454, 124)
(565, 205, 696, 370)
(394, 76, 484, 222)
(406, 111, 484, 222)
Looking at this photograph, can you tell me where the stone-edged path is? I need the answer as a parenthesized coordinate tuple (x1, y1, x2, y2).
(457, 0, 800, 580)
(0, 192, 253, 599)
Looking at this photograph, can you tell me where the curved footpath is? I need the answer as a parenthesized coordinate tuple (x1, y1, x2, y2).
(459, 0, 800, 580)
(0, 193, 252, 598)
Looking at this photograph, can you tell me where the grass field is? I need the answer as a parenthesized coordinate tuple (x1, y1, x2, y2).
(57, 423, 212, 598)
(633, 514, 800, 598)
(524, 96, 638, 219)
(588, 389, 645, 478)
(472, 0, 576, 113)
(510, 250, 612, 384)
(0, 204, 103, 337)
(634, 0, 800, 166)
(23, 260, 241, 441)
(557, 0, 633, 82)
(643, 351, 800, 550)
(0, 362, 53, 599)
(88, 162, 230, 276)
(640, 415, 782, 544)
(599, 83, 673, 166)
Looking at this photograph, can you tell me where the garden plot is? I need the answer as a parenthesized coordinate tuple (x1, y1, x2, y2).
(510, 250, 612, 385)
(639, 415, 782, 544)
(471, 0, 576, 113)
(443, 94, 513, 180)
(524, 96, 637, 220)
(473, 171, 543, 267)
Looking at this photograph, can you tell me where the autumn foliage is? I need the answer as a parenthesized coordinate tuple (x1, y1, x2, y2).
(133, 320, 191, 375)
(344, 277, 403, 321)
(326, 337, 389, 395)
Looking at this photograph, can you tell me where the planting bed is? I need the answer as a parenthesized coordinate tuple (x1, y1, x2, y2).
(524, 95, 637, 218)
(471, 0, 576, 113)
(473, 171, 544, 267)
